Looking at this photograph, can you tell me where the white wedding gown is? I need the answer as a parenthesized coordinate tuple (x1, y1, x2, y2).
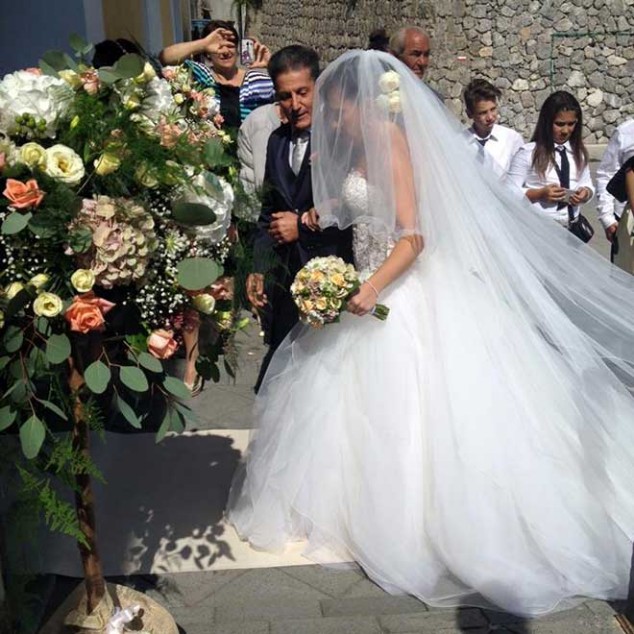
(227, 169, 634, 616)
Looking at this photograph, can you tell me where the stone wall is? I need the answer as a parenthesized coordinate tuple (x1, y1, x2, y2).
(246, 0, 634, 142)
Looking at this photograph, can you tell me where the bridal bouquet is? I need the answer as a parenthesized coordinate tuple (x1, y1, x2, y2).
(291, 256, 389, 328)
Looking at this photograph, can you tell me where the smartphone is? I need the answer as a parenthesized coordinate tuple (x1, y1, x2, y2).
(562, 189, 577, 204)
(241, 38, 254, 66)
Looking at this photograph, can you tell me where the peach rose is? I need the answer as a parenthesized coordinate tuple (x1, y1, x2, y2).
(64, 291, 115, 334)
(80, 69, 101, 96)
(147, 329, 179, 359)
(3, 178, 44, 209)
(25, 67, 43, 75)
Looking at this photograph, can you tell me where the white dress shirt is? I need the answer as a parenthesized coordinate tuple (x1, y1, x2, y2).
(289, 131, 310, 174)
(595, 119, 634, 229)
(506, 141, 595, 225)
(467, 123, 524, 176)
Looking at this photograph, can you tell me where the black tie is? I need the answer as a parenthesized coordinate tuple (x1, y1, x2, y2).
(477, 137, 489, 147)
(556, 146, 569, 210)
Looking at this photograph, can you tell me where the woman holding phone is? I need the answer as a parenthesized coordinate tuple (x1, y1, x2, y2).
(507, 91, 594, 238)
(159, 21, 274, 131)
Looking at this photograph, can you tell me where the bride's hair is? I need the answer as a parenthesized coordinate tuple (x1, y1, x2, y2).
(530, 90, 588, 178)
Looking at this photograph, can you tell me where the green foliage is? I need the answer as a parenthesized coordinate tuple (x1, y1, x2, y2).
(45, 333, 71, 364)
(1, 211, 32, 235)
(84, 360, 111, 394)
(177, 257, 222, 290)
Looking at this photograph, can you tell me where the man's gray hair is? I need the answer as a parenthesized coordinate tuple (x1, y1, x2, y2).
(389, 26, 430, 57)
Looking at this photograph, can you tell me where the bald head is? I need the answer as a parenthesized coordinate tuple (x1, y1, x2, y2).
(389, 26, 431, 79)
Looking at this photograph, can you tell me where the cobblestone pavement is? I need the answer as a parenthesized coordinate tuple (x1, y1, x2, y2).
(40, 162, 633, 633)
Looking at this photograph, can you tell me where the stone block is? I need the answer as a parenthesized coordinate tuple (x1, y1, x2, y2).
(380, 608, 487, 632)
(321, 595, 428, 617)
(215, 597, 323, 623)
(271, 616, 382, 634)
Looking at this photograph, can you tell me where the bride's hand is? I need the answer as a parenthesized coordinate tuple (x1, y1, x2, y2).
(301, 208, 321, 231)
(347, 282, 378, 317)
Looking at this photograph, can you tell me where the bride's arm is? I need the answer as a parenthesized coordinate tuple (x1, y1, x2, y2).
(347, 126, 424, 316)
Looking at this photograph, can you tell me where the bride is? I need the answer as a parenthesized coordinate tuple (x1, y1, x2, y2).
(227, 50, 634, 617)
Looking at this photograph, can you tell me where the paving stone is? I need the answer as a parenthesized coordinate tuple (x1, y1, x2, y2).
(529, 603, 620, 634)
(270, 616, 382, 634)
(379, 608, 486, 632)
(206, 568, 331, 607)
(321, 595, 428, 618)
(281, 565, 366, 598)
(215, 597, 323, 623)
(342, 576, 399, 599)
(150, 570, 247, 608)
(583, 600, 617, 618)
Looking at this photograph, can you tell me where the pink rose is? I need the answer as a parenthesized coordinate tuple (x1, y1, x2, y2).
(80, 69, 101, 96)
(25, 67, 43, 75)
(147, 329, 178, 359)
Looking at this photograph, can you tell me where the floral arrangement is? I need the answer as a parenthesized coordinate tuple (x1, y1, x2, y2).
(291, 256, 389, 328)
(376, 70, 403, 114)
(0, 35, 248, 619)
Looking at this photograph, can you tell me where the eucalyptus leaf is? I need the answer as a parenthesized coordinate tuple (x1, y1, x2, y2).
(39, 60, 59, 77)
(172, 201, 217, 226)
(0, 406, 16, 431)
(176, 257, 222, 291)
(170, 409, 185, 434)
(39, 400, 68, 421)
(40, 50, 69, 71)
(114, 53, 145, 79)
(84, 360, 111, 395)
(3, 326, 23, 354)
(163, 376, 191, 400)
(20, 415, 46, 459)
(35, 317, 51, 336)
(173, 401, 198, 425)
(203, 138, 231, 168)
(62, 53, 78, 71)
(119, 366, 149, 392)
(0, 356, 10, 371)
(29, 214, 58, 239)
(69, 33, 91, 55)
(68, 227, 93, 253)
(97, 68, 120, 85)
(46, 334, 71, 364)
(9, 381, 28, 405)
(116, 395, 141, 429)
(156, 410, 171, 443)
(138, 352, 163, 373)
(2, 212, 32, 235)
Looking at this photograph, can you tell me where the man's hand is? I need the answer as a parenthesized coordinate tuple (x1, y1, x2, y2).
(569, 187, 591, 206)
(246, 273, 267, 308)
(249, 38, 271, 69)
(269, 211, 299, 244)
(540, 184, 566, 203)
(605, 222, 619, 242)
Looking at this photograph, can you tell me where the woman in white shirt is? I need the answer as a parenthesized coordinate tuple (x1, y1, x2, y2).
(507, 91, 594, 228)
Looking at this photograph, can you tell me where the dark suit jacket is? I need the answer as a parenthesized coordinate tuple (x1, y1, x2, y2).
(253, 123, 353, 350)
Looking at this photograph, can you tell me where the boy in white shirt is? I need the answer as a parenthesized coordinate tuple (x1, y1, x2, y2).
(596, 118, 634, 242)
(464, 78, 524, 176)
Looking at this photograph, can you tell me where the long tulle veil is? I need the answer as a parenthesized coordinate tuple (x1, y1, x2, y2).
(312, 50, 634, 379)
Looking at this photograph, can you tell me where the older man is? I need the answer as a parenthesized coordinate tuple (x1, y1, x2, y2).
(389, 26, 431, 80)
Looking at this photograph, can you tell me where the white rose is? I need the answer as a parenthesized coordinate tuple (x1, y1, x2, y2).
(19, 142, 47, 169)
(134, 62, 157, 84)
(94, 153, 121, 176)
(5, 282, 25, 300)
(135, 163, 159, 188)
(58, 69, 82, 89)
(379, 70, 401, 94)
(70, 269, 96, 293)
(388, 91, 402, 113)
(193, 293, 216, 315)
(33, 292, 63, 317)
(28, 273, 49, 290)
(44, 144, 85, 186)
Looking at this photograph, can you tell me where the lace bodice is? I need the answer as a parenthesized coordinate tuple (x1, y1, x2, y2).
(341, 171, 395, 275)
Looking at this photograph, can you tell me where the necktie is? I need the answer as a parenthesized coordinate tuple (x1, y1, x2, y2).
(291, 133, 309, 176)
(556, 146, 569, 210)
(477, 137, 489, 147)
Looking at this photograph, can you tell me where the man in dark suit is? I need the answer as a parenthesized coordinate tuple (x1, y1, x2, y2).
(246, 45, 353, 391)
